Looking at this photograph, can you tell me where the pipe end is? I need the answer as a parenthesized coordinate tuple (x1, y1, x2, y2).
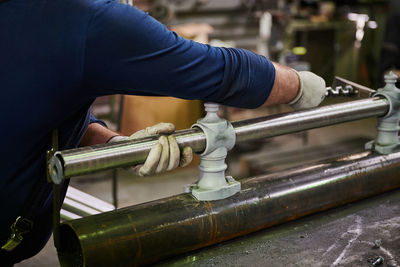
(49, 154, 65, 184)
(57, 224, 84, 267)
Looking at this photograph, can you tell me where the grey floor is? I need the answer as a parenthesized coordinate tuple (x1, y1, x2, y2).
(15, 101, 400, 266)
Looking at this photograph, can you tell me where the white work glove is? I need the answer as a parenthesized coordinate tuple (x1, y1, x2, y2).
(109, 123, 193, 176)
(289, 71, 326, 110)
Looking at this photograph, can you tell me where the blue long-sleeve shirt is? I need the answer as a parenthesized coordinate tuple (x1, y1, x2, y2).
(0, 0, 275, 262)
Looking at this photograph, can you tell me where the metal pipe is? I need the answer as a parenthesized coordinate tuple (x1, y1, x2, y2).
(61, 187, 114, 221)
(333, 76, 376, 97)
(52, 97, 389, 180)
(60, 209, 82, 221)
(233, 97, 387, 143)
(57, 150, 400, 267)
(62, 198, 100, 217)
(65, 187, 114, 213)
(52, 127, 206, 181)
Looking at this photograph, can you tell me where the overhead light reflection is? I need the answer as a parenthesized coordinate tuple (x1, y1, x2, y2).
(368, 21, 378, 29)
(347, 13, 376, 48)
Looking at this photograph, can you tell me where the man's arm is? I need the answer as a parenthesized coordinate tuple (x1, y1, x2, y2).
(82, 3, 274, 109)
(79, 122, 119, 146)
(264, 63, 300, 106)
(83, 2, 325, 110)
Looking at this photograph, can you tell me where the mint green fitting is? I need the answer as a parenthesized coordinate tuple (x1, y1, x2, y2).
(366, 72, 400, 154)
(190, 103, 240, 201)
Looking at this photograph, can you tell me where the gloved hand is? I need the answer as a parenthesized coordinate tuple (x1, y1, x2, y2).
(289, 71, 326, 110)
(109, 123, 193, 176)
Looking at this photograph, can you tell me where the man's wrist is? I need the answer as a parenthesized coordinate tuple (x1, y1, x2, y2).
(80, 123, 121, 146)
(263, 62, 300, 106)
(288, 71, 303, 105)
(107, 135, 126, 143)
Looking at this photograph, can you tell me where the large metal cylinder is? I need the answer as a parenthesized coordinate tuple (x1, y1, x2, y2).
(51, 97, 389, 180)
(58, 150, 400, 266)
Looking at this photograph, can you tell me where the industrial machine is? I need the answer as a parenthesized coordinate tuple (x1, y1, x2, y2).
(48, 73, 400, 266)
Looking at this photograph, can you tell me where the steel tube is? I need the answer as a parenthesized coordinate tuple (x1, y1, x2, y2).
(60, 187, 114, 221)
(53, 97, 389, 179)
(60, 210, 82, 221)
(334, 76, 376, 98)
(58, 150, 400, 266)
(52, 128, 206, 180)
(233, 97, 388, 142)
(65, 187, 114, 213)
(61, 198, 100, 217)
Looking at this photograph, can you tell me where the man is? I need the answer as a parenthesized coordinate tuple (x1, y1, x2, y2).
(0, 0, 325, 264)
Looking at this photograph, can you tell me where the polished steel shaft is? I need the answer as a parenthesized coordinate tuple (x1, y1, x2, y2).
(58, 150, 400, 266)
(52, 97, 389, 180)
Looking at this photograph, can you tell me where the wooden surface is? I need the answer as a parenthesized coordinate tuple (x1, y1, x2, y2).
(120, 96, 203, 135)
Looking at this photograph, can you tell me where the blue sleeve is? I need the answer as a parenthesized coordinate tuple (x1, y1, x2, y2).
(89, 113, 107, 127)
(82, 1, 275, 109)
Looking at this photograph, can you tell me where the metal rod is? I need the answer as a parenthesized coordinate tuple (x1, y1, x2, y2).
(233, 97, 387, 142)
(333, 76, 376, 98)
(52, 97, 389, 180)
(60, 187, 114, 221)
(57, 150, 400, 266)
(65, 187, 114, 213)
(51, 129, 62, 251)
(62, 198, 101, 217)
(112, 94, 125, 208)
(60, 209, 82, 221)
(53, 184, 62, 250)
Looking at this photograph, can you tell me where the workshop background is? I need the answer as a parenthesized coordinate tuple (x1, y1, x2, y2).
(18, 0, 400, 266)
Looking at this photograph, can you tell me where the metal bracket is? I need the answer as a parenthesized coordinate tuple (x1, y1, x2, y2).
(189, 103, 240, 201)
(46, 130, 62, 250)
(365, 72, 400, 154)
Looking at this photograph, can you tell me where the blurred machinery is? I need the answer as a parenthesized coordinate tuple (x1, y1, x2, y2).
(142, 0, 388, 86)
(151, 0, 282, 54)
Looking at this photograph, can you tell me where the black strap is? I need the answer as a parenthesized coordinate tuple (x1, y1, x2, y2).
(1, 176, 51, 251)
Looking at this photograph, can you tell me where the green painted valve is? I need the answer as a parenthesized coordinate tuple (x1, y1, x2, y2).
(189, 103, 240, 201)
(366, 72, 400, 154)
